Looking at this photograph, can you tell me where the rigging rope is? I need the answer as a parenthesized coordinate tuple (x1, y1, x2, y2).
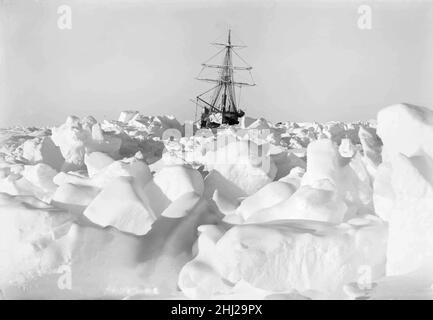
(231, 48, 255, 85)
(231, 48, 252, 68)
(238, 85, 242, 110)
(203, 47, 226, 65)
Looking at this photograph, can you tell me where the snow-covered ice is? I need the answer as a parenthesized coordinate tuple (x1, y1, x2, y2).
(375, 104, 433, 278)
(1, 105, 433, 299)
(179, 217, 387, 299)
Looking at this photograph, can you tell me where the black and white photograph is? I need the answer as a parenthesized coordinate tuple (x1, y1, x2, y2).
(1, 0, 433, 305)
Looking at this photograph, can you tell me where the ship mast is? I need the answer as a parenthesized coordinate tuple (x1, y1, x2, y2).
(195, 29, 255, 128)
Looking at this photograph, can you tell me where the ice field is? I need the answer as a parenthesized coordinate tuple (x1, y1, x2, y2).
(1, 103, 433, 299)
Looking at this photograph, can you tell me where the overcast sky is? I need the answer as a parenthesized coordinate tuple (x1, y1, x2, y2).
(1, 0, 433, 127)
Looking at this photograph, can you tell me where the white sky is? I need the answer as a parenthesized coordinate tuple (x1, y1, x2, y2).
(1, 0, 433, 127)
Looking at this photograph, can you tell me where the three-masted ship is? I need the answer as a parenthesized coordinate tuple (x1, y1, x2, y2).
(195, 29, 256, 128)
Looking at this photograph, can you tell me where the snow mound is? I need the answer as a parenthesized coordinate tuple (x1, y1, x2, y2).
(118, 111, 139, 123)
(51, 183, 100, 213)
(245, 185, 347, 224)
(301, 139, 373, 220)
(22, 136, 64, 171)
(270, 149, 306, 180)
(239, 116, 257, 129)
(84, 152, 115, 177)
(89, 157, 153, 189)
(153, 165, 204, 202)
(375, 103, 433, 277)
(22, 163, 58, 194)
(0, 193, 74, 287)
(0, 163, 58, 203)
(322, 122, 348, 144)
(377, 103, 433, 161)
(302, 139, 343, 187)
(339, 138, 356, 158)
(230, 181, 296, 222)
(83, 177, 157, 235)
(128, 114, 183, 138)
(247, 117, 271, 130)
(179, 217, 387, 299)
(358, 125, 382, 177)
(204, 170, 246, 215)
(51, 116, 121, 171)
(204, 140, 277, 195)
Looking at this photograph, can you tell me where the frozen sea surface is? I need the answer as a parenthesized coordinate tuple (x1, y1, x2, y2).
(1, 104, 433, 299)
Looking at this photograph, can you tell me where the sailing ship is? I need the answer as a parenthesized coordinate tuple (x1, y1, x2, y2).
(194, 29, 256, 128)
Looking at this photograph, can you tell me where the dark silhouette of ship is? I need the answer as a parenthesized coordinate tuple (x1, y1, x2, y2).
(194, 29, 256, 128)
